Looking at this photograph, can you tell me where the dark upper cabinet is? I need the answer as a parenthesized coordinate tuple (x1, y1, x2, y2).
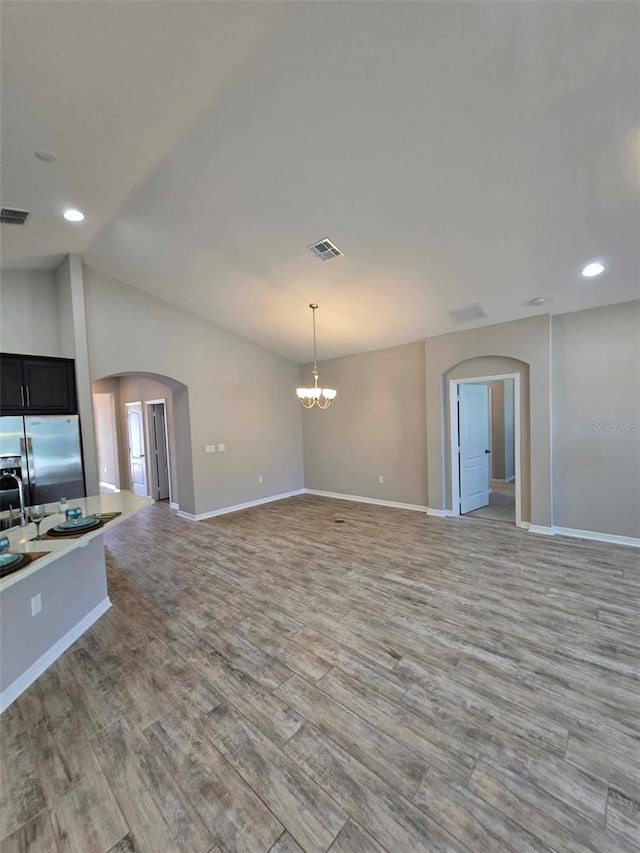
(0, 354, 78, 414)
(0, 356, 25, 409)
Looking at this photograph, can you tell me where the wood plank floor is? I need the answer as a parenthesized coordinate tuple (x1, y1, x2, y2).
(1, 496, 639, 852)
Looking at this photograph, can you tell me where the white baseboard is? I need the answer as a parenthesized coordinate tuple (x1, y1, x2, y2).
(304, 489, 429, 513)
(553, 526, 640, 548)
(529, 524, 554, 536)
(529, 524, 640, 548)
(99, 481, 119, 493)
(177, 489, 305, 521)
(0, 597, 111, 713)
(426, 507, 453, 518)
(169, 502, 179, 510)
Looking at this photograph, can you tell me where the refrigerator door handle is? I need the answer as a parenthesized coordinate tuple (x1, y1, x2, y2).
(19, 436, 30, 498)
(26, 437, 36, 487)
(25, 386, 30, 407)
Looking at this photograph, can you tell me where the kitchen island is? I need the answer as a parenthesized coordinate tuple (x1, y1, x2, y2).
(0, 490, 152, 711)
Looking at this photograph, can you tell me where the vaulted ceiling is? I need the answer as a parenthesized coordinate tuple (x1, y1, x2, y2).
(2, 1, 639, 362)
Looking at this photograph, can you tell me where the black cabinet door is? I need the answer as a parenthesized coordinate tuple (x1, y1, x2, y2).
(22, 358, 77, 412)
(0, 356, 25, 411)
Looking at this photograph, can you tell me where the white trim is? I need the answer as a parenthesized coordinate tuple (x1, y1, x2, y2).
(98, 481, 119, 492)
(426, 507, 453, 518)
(169, 502, 179, 510)
(529, 524, 555, 536)
(530, 525, 640, 548)
(0, 597, 111, 712)
(305, 489, 429, 513)
(449, 373, 522, 527)
(177, 490, 305, 521)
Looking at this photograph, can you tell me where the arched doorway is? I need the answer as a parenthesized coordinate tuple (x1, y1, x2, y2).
(444, 356, 530, 527)
(91, 371, 195, 514)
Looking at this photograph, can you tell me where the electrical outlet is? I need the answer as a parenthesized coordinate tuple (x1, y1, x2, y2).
(258, 475, 263, 484)
(218, 444, 226, 453)
(31, 593, 42, 616)
(378, 475, 384, 484)
(205, 445, 216, 454)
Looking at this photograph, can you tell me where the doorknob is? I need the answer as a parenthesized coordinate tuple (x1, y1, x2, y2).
(485, 449, 491, 454)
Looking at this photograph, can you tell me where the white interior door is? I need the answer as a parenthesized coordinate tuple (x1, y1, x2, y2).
(459, 383, 490, 514)
(126, 403, 147, 496)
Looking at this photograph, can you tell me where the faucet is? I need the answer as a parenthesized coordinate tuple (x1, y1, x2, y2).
(1, 471, 26, 526)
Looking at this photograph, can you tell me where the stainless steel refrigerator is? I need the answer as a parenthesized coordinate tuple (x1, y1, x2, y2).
(0, 416, 85, 511)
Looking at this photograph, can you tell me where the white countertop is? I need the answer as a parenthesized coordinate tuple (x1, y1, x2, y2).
(0, 491, 153, 591)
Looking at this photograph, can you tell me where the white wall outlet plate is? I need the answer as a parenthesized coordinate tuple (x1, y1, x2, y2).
(258, 475, 263, 484)
(31, 593, 42, 616)
(205, 445, 216, 454)
(378, 475, 384, 484)
(217, 444, 226, 453)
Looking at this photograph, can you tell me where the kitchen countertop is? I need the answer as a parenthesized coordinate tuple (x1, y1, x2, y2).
(0, 491, 153, 591)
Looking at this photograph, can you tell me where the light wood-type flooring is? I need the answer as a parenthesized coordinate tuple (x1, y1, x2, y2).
(1, 496, 639, 852)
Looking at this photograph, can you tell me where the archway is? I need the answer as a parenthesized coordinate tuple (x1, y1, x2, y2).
(91, 371, 195, 515)
(443, 356, 530, 526)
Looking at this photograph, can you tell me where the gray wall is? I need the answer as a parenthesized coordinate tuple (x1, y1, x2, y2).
(489, 379, 515, 482)
(83, 264, 304, 515)
(504, 378, 515, 482)
(489, 380, 506, 480)
(301, 342, 428, 507)
(552, 301, 640, 538)
(0, 269, 61, 357)
(93, 392, 120, 488)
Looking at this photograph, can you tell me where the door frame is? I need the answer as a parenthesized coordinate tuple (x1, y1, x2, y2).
(449, 373, 522, 527)
(124, 401, 147, 497)
(144, 398, 172, 503)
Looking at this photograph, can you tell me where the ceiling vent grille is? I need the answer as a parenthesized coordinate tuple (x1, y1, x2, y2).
(449, 303, 488, 324)
(0, 208, 30, 225)
(307, 238, 343, 262)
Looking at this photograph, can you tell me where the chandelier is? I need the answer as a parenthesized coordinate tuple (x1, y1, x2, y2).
(296, 304, 337, 409)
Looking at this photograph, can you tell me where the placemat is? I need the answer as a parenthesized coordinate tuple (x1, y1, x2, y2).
(42, 512, 122, 540)
(0, 551, 50, 579)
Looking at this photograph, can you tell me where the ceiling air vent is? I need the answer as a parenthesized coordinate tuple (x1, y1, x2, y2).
(307, 238, 343, 262)
(0, 208, 30, 225)
(449, 303, 488, 324)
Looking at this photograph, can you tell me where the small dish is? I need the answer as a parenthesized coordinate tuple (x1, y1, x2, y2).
(52, 516, 102, 533)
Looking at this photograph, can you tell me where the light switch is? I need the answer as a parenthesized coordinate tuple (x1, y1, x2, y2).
(31, 593, 42, 616)
(218, 444, 226, 453)
(205, 445, 216, 454)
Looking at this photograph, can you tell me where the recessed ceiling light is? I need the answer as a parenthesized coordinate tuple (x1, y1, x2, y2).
(63, 209, 84, 222)
(581, 261, 604, 278)
(530, 297, 550, 306)
(35, 150, 56, 162)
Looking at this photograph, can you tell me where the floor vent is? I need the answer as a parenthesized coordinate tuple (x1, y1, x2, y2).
(0, 208, 30, 225)
(308, 238, 343, 262)
(334, 519, 346, 524)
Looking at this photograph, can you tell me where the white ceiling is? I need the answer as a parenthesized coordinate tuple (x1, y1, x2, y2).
(2, 1, 639, 362)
